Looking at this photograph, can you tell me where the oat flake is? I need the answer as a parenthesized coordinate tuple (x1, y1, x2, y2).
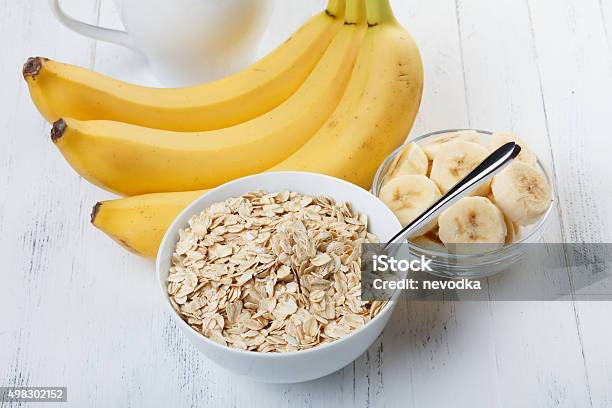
(167, 190, 385, 353)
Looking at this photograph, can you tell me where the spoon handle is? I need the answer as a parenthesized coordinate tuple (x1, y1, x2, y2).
(383, 142, 521, 249)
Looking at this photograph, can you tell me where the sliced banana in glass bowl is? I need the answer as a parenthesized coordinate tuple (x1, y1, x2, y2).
(372, 129, 555, 279)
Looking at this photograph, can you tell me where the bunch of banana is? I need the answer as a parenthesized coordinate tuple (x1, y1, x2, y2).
(24, 0, 424, 258)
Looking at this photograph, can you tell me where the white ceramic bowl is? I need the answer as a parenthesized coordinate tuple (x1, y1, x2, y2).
(156, 172, 403, 383)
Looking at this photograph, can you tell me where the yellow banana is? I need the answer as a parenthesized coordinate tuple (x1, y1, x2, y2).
(91, 190, 204, 258)
(23, 0, 345, 132)
(92, 0, 423, 258)
(271, 0, 423, 188)
(51, 1, 367, 196)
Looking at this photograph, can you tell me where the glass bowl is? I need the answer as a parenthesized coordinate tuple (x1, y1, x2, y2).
(371, 129, 555, 279)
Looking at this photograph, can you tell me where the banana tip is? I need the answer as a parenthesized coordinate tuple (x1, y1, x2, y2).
(22, 57, 47, 80)
(91, 202, 102, 224)
(51, 119, 67, 143)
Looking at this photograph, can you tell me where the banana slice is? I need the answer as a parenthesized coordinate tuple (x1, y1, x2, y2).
(385, 142, 428, 181)
(422, 130, 481, 160)
(426, 227, 441, 243)
(487, 193, 520, 244)
(489, 132, 537, 167)
(430, 140, 491, 196)
(426, 160, 433, 177)
(491, 162, 552, 226)
(505, 220, 520, 244)
(379, 175, 441, 234)
(411, 234, 447, 252)
(438, 196, 507, 253)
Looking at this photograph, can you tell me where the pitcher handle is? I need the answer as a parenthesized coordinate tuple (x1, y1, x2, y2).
(48, 0, 138, 51)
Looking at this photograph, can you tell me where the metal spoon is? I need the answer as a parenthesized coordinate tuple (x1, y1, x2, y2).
(383, 142, 521, 250)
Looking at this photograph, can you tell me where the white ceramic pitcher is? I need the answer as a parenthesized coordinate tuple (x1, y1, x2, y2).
(49, 0, 273, 86)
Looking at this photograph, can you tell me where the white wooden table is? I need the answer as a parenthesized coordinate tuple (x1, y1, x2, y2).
(1, 0, 612, 406)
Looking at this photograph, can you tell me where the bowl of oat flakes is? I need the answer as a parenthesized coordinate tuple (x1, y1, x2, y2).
(156, 172, 403, 383)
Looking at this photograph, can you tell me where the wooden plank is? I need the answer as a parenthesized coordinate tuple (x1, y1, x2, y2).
(528, 0, 612, 406)
(0, 0, 104, 401)
(457, 0, 605, 406)
(599, 0, 612, 63)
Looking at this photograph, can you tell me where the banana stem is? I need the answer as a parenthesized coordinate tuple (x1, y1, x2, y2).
(326, 0, 346, 18)
(365, 0, 397, 25)
(345, 0, 367, 25)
